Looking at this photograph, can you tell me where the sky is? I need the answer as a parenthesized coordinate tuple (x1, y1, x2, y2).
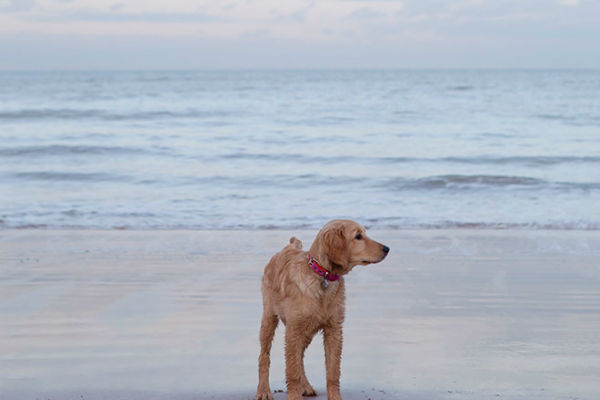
(0, 0, 599, 70)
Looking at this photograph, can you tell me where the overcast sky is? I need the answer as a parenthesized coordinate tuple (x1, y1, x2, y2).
(1, 0, 599, 69)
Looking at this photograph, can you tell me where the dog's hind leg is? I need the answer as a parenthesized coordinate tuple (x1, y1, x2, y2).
(256, 310, 278, 400)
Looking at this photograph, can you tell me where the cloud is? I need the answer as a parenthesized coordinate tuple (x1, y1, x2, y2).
(274, 2, 315, 23)
(346, 7, 387, 20)
(0, 0, 599, 69)
(33, 10, 224, 23)
(110, 2, 124, 12)
(343, 0, 403, 2)
(556, 0, 579, 5)
(0, 0, 35, 12)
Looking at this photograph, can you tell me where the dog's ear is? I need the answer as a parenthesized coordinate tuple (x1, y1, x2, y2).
(322, 226, 348, 267)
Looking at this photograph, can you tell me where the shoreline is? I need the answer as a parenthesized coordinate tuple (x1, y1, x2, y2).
(1, 229, 599, 400)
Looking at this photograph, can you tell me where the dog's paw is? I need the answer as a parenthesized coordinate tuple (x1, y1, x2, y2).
(302, 384, 317, 396)
(255, 390, 274, 400)
(326, 390, 343, 400)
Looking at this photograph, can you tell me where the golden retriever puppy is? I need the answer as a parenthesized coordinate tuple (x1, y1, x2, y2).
(256, 219, 389, 400)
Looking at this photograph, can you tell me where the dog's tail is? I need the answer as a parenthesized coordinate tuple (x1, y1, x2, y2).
(288, 236, 303, 249)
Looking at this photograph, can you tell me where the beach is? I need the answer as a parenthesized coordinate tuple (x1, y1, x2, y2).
(1, 229, 599, 400)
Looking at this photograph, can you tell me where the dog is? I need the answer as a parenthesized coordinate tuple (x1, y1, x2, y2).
(256, 219, 389, 400)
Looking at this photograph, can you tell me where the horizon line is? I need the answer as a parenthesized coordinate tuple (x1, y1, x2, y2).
(1, 67, 599, 72)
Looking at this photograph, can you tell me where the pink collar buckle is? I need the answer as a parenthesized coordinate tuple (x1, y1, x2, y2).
(307, 253, 339, 288)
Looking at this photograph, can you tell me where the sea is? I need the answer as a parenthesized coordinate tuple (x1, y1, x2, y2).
(1, 69, 599, 230)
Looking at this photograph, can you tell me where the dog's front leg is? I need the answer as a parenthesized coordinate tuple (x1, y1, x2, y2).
(323, 322, 343, 400)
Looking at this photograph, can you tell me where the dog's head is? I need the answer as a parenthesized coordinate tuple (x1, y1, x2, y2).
(312, 219, 389, 274)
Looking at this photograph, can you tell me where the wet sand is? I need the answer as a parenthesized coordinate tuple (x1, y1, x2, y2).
(1, 229, 599, 400)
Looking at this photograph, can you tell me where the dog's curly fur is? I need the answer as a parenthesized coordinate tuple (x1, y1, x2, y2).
(256, 220, 389, 400)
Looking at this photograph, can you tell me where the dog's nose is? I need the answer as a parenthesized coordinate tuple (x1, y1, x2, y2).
(382, 245, 390, 254)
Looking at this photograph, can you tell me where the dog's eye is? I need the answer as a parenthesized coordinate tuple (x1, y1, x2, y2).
(355, 233, 363, 240)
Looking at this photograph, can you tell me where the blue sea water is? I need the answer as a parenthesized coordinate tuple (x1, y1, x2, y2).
(0, 70, 599, 230)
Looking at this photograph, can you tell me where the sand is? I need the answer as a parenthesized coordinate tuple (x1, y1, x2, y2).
(1, 229, 599, 400)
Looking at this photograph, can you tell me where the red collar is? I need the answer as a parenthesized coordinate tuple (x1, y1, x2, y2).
(307, 253, 340, 288)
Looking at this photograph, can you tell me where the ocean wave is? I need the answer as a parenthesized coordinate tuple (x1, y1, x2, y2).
(2, 218, 599, 231)
(447, 85, 474, 91)
(218, 152, 600, 166)
(12, 171, 134, 182)
(364, 220, 600, 231)
(5, 147, 599, 168)
(178, 174, 366, 188)
(174, 173, 590, 192)
(10, 169, 598, 192)
(0, 109, 100, 120)
(382, 155, 600, 166)
(414, 174, 545, 188)
(219, 152, 333, 163)
(446, 155, 600, 165)
(0, 108, 236, 121)
(384, 175, 600, 191)
(0, 144, 154, 157)
(535, 113, 600, 126)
